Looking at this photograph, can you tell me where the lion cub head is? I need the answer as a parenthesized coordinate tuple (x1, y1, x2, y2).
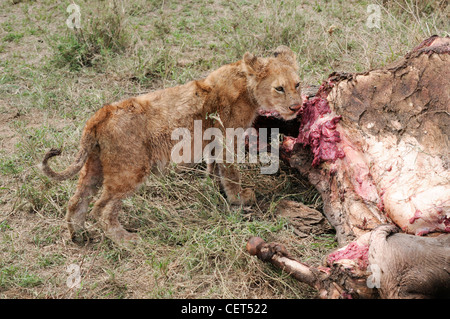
(243, 46, 302, 120)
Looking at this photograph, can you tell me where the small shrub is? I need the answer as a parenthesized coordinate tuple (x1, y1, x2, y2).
(51, 0, 133, 71)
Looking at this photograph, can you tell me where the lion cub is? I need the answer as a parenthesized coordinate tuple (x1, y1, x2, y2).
(42, 46, 302, 244)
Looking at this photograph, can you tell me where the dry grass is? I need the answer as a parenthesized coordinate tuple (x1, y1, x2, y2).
(0, 0, 448, 299)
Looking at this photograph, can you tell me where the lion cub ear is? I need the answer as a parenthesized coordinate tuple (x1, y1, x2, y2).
(243, 52, 267, 77)
(273, 45, 298, 70)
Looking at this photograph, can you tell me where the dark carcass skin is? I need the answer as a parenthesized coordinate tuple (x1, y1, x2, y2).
(248, 36, 450, 298)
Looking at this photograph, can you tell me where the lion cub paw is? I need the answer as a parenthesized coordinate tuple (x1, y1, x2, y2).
(106, 228, 140, 248)
(69, 228, 90, 245)
(228, 188, 256, 205)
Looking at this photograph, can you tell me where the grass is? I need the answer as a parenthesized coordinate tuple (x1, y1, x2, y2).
(0, 0, 448, 299)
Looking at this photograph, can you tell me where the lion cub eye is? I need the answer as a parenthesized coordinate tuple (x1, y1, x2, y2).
(274, 86, 284, 93)
(295, 82, 300, 89)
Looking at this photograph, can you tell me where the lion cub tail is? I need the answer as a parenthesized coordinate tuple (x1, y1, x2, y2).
(41, 132, 96, 181)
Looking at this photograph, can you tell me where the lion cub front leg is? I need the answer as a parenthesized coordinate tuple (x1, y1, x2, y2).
(206, 162, 220, 180)
(217, 163, 255, 205)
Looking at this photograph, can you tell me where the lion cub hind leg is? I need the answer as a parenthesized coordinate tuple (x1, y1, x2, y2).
(92, 191, 140, 245)
(66, 152, 103, 243)
(218, 163, 255, 205)
(91, 158, 150, 245)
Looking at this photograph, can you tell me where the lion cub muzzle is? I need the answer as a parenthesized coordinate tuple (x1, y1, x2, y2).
(289, 103, 302, 112)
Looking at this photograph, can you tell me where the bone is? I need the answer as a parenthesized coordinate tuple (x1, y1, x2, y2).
(246, 237, 319, 288)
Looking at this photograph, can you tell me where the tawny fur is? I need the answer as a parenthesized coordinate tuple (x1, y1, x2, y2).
(42, 46, 302, 244)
